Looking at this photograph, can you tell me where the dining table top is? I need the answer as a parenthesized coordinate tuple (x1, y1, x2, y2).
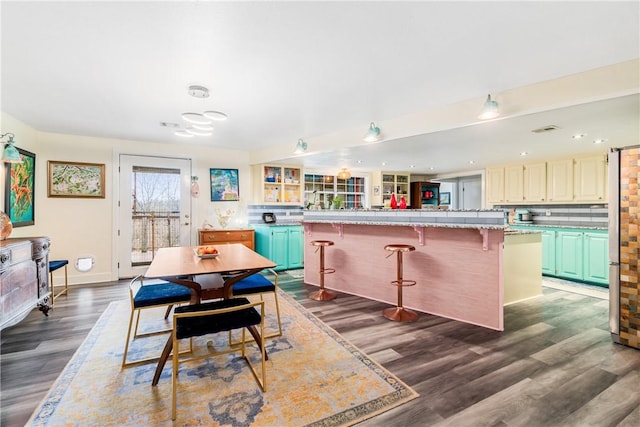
(144, 243, 277, 279)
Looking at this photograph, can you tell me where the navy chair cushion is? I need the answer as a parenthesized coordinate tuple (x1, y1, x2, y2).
(133, 282, 192, 308)
(232, 274, 276, 295)
(175, 297, 261, 340)
(49, 260, 69, 272)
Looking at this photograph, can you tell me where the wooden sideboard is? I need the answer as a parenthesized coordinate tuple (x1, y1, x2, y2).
(198, 229, 255, 250)
(0, 237, 51, 330)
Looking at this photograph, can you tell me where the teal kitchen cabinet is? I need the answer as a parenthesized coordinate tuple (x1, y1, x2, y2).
(254, 225, 303, 271)
(555, 231, 584, 281)
(540, 230, 556, 276)
(510, 225, 608, 287)
(583, 231, 609, 285)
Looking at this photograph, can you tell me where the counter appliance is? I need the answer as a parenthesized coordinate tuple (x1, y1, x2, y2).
(608, 146, 639, 349)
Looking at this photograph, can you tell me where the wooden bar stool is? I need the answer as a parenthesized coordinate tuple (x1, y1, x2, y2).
(383, 244, 418, 322)
(49, 260, 69, 304)
(309, 240, 336, 301)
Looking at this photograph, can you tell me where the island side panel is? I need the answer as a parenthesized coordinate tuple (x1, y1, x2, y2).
(303, 223, 504, 330)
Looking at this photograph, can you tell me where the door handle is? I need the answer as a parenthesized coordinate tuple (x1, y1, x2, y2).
(183, 222, 190, 226)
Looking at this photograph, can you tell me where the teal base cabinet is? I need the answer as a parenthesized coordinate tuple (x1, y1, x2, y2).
(511, 226, 608, 287)
(556, 231, 584, 281)
(583, 232, 609, 284)
(253, 225, 303, 271)
(541, 230, 556, 276)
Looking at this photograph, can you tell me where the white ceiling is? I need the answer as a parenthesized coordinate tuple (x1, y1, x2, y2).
(2, 1, 639, 175)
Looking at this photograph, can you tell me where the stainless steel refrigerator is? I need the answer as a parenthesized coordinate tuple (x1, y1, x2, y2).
(608, 146, 639, 349)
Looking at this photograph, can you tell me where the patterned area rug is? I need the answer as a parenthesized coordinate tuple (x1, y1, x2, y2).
(27, 289, 417, 426)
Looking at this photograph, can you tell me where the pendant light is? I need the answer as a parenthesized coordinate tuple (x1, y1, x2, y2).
(478, 94, 500, 120)
(363, 122, 382, 142)
(337, 168, 351, 180)
(1, 133, 22, 163)
(294, 138, 308, 154)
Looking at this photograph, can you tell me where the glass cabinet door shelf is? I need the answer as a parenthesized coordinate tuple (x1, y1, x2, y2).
(253, 164, 303, 205)
(381, 172, 410, 207)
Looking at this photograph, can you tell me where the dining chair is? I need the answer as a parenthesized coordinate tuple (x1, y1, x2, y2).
(122, 275, 193, 367)
(169, 297, 266, 420)
(228, 269, 282, 344)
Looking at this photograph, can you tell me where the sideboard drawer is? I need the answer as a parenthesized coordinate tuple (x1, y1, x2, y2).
(198, 229, 255, 251)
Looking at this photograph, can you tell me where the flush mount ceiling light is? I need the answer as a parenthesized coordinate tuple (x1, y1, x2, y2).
(203, 110, 228, 121)
(188, 85, 210, 98)
(478, 94, 500, 120)
(1, 132, 22, 163)
(337, 168, 351, 180)
(185, 127, 213, 136)
(363, 122, 382, 142)
(174, 130, 194, 137)
(294, 138, 308, 154)
(182, 112, 212, 125)
(191, 123, 214, 131)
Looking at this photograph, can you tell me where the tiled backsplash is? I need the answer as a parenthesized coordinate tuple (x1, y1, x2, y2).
(247, 205, 304, 225)
(496, 204, 608, 228)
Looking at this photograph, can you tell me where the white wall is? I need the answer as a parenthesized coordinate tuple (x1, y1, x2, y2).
(1, 112, 252, 285)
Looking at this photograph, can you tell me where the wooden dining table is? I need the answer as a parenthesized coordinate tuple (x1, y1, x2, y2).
(144, 243, 277, 385)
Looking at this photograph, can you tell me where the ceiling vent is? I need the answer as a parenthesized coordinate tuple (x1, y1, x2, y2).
(188, 85, 209, 98)
(531, 125, 560, 133)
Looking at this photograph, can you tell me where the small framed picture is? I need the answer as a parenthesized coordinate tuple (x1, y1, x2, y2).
(210, 168, 239, 201)
(4, 147, 36, 226)
(48, 161, 106, 198)
(440, 192, 451, 205)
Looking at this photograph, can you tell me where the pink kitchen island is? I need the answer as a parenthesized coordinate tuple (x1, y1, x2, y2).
(303, 209, 542, 331)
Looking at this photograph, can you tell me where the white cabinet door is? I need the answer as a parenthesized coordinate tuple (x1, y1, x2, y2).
(547, 159, 574, 202)
(524, 162, 547, 202)
(486, 167, 505, 204)
(504, 165, 524, 202)
(574, 155, 606, 202)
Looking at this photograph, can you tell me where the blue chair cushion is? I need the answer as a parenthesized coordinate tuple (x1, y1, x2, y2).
(175, 297, 261, 340)
(49, 260, 69, 272)
(232, 274, 276, 295)
(133, 282, 192, 308)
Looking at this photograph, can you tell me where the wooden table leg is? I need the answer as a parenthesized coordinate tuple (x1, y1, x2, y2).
(246, 325, 269, 361)
(152, 335, 173, 386)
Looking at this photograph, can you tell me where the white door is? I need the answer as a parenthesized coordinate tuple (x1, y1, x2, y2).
(117, 155, 192, 278)
(460, 176, 482, 209)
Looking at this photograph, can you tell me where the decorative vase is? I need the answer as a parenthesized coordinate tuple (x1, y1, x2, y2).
(399, 196, 407, 209)
(390, 193, 398, 209)
(0, 211, 12, 241)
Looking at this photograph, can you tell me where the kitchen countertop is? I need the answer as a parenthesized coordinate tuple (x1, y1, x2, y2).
(508, 224, 607, 230)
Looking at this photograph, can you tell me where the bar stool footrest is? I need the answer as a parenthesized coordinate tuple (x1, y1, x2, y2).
(390, 279, 416, 287)
(320, 268, 335, 275)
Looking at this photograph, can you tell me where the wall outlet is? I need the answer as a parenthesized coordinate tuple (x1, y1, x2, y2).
(545, 209, 551, 216)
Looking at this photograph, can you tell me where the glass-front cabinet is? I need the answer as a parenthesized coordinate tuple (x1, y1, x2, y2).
(304, 174, 366, 209)
(381, 172, 410, 207)
(253, 164, 303, 205)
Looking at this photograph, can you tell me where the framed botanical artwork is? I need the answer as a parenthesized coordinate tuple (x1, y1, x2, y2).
(48, 160, 106, 198)
(4, 147, 36, 227)
(440, 192, 451, 205)
(210, 168, 239, 201)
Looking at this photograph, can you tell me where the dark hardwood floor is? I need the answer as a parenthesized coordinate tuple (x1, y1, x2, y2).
(2, 274, 639, 426)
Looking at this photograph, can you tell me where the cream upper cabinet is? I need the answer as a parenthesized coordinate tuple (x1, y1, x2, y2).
(523, 162, 547, 202)
(504, 165, 524, 202)
(546, 159, 574, 202)
(486, 167, 505, 204)
(574, 155, 606, 202)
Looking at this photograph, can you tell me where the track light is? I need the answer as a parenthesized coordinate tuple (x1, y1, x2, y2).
(478, 94, 500, 120)
(294, 138, 308, 154)
(363, 122, 382, 142)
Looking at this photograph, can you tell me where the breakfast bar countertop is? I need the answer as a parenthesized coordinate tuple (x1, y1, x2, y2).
(303, 208, 506, 230)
